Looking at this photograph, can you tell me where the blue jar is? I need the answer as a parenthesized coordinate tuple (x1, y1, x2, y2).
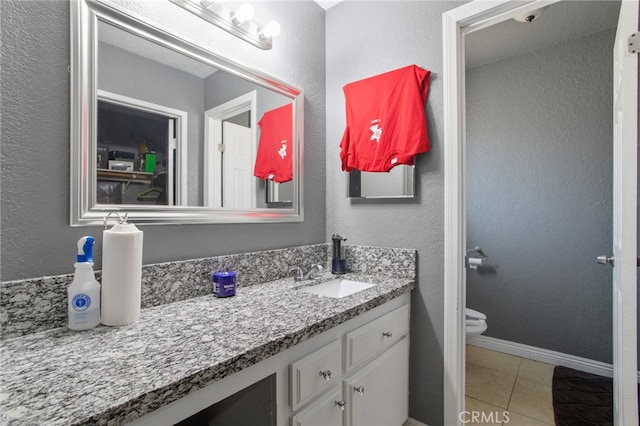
(213, 271, 236, 297)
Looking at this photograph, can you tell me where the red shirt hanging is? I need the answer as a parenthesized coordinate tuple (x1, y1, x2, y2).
(340, 64, 431, 172)
(254, 103, 293, 183)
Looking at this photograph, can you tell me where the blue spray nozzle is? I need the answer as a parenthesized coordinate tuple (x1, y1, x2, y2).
(77, 236, 95, 263)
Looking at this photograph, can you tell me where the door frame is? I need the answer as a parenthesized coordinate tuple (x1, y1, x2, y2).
(204, 91, 257, 208)
(611, 1, 639, 423)
(442, 1, 581, 424)
(97, 89, 189, 206)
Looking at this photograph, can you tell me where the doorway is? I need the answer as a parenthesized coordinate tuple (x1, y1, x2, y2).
(442, 1, 638, 425)
(204, 91, 258, 208)
(221, 120, 253, 208)
(463, 4, 617, 422)
(97, 90, 188, 206)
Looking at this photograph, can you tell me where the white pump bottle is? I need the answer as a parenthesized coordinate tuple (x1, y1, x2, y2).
(68, 236, 101, 330)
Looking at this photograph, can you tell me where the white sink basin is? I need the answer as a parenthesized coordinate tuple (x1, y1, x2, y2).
(296, 279, 375, 298)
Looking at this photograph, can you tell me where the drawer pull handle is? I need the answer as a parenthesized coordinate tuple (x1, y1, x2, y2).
(319, 369, 332, 381)
(382, 331, 393, 338)
(353, 386, 365, 396)
(335, 400, 346, 411)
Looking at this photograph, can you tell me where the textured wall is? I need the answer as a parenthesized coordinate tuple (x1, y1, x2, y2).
(0, 0, 326, 280)
(466, 30, 615, 363)
(325, 2, 465, 424)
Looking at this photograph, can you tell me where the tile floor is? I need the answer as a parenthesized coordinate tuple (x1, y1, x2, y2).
(465, 345, 556, 426)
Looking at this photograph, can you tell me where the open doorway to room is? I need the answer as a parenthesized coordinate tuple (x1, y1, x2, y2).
(443, 1, 637, 425)
(204, 91, 257, 209)
(97, 91, 187, 206)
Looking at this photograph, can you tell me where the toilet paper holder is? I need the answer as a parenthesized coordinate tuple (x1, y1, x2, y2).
(465, 247, 488, 269)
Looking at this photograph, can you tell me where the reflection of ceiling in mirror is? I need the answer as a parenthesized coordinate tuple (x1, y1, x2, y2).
(98, 20, 218, 78)
(465, 1, 620, 69)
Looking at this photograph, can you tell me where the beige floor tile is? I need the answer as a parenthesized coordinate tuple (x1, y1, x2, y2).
(464, 397, 508, 426)
(466, 345, 522, 377)
(517, 359, 555, 387)
(504, 411, 554, 425)
(508, 377, 555, 425)
(466, 364, 517, 408)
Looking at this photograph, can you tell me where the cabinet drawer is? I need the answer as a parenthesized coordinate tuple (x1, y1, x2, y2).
(290, 386, 343, 426)
(345, 304, 409, 370)
(290, 339, 342, 410)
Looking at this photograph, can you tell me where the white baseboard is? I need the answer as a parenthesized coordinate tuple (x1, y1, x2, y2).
(468, 335, 640, 380)
(404, 418, 428, 426)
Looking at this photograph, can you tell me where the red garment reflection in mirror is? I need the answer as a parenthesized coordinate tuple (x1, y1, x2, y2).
(254, 103, 293, 183)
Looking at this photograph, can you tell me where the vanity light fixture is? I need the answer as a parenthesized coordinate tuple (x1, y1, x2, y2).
(169, 0, 280, 50)
(258, 20, 281, 40)
(230, 3, 254, 25)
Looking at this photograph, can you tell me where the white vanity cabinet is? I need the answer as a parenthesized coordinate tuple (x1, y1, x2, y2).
(290, 388, 344, 426)
(290, 304, 410, 426)
(129, 293, 411, 426)
(345, 337, 408, 426)
(290, 339, 343, 410)
(345, 302, 410, 370)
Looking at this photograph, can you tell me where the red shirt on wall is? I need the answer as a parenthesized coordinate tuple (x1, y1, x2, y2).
(340, 64, 431, 172)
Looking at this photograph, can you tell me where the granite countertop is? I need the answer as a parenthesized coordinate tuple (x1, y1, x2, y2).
(0, 273, 413, 425)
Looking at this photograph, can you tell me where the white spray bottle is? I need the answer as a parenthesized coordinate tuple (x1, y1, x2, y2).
(68, 236, 101, 330)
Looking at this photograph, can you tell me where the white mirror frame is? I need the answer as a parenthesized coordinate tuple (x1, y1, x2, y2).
(70, 0, 304, 226)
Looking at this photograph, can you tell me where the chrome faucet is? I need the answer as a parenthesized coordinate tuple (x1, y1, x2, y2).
(292, 263, 325, 281)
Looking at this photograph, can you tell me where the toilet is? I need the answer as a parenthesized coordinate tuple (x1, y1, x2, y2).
(465, 308, 488, 340)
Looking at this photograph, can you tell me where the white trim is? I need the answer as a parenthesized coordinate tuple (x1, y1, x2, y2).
(612, 1, 639, 423)
(97, 89, 188, 206)
(203, 91, 257, 208)
(442, 10, 466, 426)
(468, 335, 640, 381)
(442, 2, 564, 426)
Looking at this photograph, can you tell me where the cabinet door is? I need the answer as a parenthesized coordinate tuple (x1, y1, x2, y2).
(290, 339, 342, 410)
(345, 337, 409, 426)
(291, 388, 344, 426)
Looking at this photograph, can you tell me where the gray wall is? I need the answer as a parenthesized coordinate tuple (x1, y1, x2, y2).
(326, 2, 465, 424)
(204, 70, 290, 116)
(0, 0, 326, 281)
(465, 30, 615, 363)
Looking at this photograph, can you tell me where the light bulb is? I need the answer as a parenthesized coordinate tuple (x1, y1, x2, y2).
(231, 3, 254, 25)
(260, 20, 281, 38)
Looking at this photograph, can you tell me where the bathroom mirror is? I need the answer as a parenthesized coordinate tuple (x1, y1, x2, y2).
(346, 165, 415, 198)
(71, 0, 303, 225)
